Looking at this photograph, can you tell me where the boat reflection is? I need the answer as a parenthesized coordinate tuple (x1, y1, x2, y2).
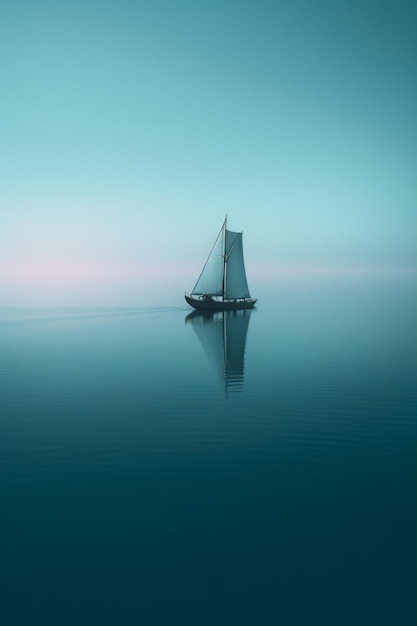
(185, 308, 253, 394)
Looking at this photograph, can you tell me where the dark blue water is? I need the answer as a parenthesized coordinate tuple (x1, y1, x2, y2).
(1, 278, 416, 625)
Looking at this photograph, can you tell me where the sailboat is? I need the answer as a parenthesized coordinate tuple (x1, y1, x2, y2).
(185, 217, 257, 311)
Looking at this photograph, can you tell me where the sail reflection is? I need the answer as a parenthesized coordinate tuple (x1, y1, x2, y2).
(185, 308, 253, 394)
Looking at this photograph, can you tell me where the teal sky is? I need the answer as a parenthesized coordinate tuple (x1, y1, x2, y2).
(2, 0, 416, 306)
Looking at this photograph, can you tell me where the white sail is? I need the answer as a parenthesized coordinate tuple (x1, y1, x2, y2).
(191, 218, 252, 300)
(192, 223, 225, 296)
(225, 230, 251, 299)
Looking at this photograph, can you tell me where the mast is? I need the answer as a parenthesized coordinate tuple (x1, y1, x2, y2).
(222, 215, 227, 301)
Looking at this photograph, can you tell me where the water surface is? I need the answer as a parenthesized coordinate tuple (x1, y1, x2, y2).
(1, 278, 416, 625)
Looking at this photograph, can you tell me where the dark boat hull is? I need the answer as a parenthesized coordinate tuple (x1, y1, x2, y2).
(185, 294, 257, 311)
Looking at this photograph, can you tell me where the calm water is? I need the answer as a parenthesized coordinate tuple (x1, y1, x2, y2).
(1, 279, 416, 625)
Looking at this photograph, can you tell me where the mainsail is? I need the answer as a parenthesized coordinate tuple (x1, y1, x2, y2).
(192, 218, 251, 300)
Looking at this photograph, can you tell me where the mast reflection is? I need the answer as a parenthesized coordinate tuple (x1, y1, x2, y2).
(185, 308, 253, 394)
